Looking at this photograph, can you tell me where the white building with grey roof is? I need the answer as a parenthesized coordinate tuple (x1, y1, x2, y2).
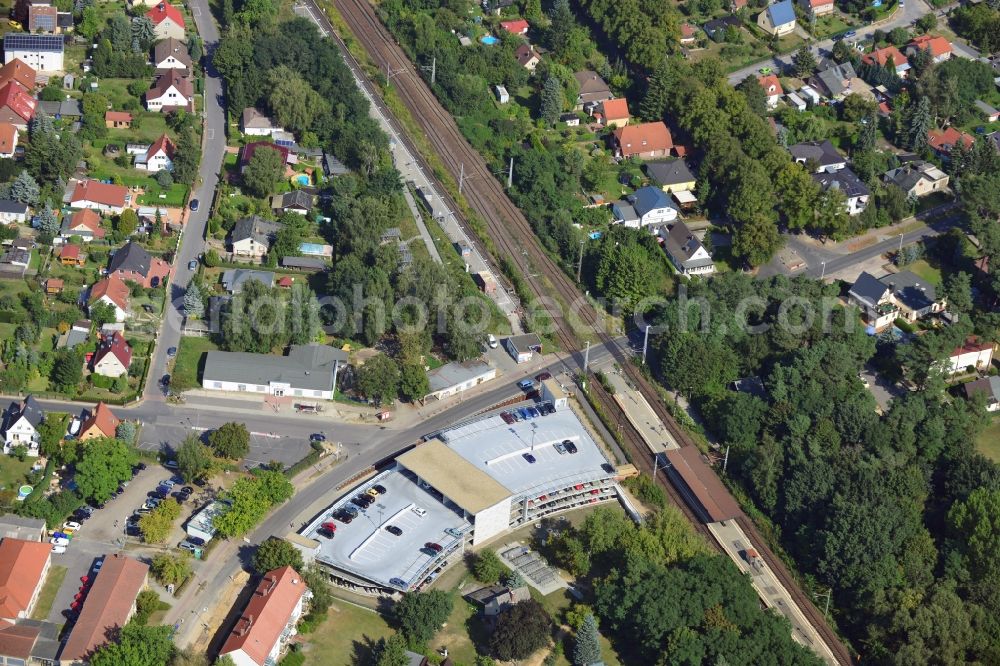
(202, 344, 349, 400)
(660, 221, 714, 277)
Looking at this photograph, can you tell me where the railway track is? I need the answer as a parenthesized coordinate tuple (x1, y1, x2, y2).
(317, 1, 853, 662)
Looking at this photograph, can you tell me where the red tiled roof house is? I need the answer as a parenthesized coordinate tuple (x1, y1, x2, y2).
(70, 180, 128, 214)
(79, 402, 120, 441)
(91, 332, 132, 379)
(146, 1, 186, 41)
(219, 567, 310, 666)
(612, 121, 673, 160)
(0, 538, 52, 624)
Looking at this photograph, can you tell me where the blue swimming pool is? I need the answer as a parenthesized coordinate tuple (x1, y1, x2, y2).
(296, 174, 310, 186)
(300, 242, 327, 255)
(481, 34, 498, 45)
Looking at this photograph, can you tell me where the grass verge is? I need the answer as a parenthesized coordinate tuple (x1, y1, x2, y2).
(31, 565, 67, 621)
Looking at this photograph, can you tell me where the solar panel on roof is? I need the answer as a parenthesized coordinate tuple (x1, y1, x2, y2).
(3, 33, 64, 52)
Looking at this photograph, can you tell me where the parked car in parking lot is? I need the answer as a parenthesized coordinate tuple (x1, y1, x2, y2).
(50, 537, 69, 546)
(424, 542, 442, 553)
(63, 521, 81, 531)
(554, 441, 566, 454)
(522, 453, 537, 463)
(563, 440, 578, 454)
(385, 525, 403, 536)
(178, 542, 199, 553)
(411, 506, 427, 517)
(444, 527, 463, 538)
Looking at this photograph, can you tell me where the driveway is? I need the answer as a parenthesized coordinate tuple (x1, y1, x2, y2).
(142, 0, 226, 402)
(726, 0, 931, 84)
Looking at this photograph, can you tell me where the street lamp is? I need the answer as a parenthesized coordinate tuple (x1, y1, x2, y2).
(820, 261, 826, 280)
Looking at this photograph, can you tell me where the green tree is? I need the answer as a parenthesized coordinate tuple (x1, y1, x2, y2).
(36, 201, 58, 236)
(732, 215, 782, 267)
(398, 363, 429, 402)
(776, 162, 820, 230)
(89, 302, 117, 330)
(78, 5, 101, 40)
(815, 187, 850, 239)
(393, 590, 453, 644)
(371, 634, 408, 666)
(736, 75, 767, 117)
(573, 613, 601, 666)
(89, 623, 174, 666)
(131, 16, 156, 48)
(10, 171, 39, 205)
(948, 487, 1000, 577)
(139, 498, 181, 544)
(942, 271, 973, 314)
(856, 115, 878, 153)
(793, 44, 817, 77)
(150, 553, 191, 586)
(906, 97, 932, 151)
(75, 438, 136, 503)
(490, 599, 553, 661)
(118, 208, 139, 238)
(50, 351, 82, 393)
(242, 145, 284, 197)
(177, 435, 213, 483)
(356, 353, 400, 405)
(540, 76, 563, 125)
(594, 230, 659, 311)
(472, 549, 508, 584)
(183, 283, 205, 319)
(252, 538, 304, 575)
(208, 422, 250, 460)
(267, 66, 328, 136)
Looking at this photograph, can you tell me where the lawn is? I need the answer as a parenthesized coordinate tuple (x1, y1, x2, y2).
(904, 259, 942, 287)
(0, 456, 33, 492)
(170, 336, 219, 391)
(302, 601, 395, 666)
(808, 13, 855, 39)
(976, 416, 1000, 463)
(31, 565, 67, 622)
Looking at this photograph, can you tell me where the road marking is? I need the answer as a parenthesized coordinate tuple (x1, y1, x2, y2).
(192, 6, 201, 16)
(251, 431, 281, 439)
(206, 129, 215, 140)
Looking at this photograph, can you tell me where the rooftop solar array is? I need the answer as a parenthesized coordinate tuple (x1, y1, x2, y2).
(4, 33, 64, 52)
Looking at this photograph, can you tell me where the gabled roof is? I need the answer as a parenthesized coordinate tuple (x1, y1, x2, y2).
(221, 268, 276, 293)
(573, 71, 612, 103)
(514, 44, 539, 66)
(965, 376, 1000, 403)
(663, 221, 712, 269)
(60, 244, 80, 260)
(6, 396, 44, 430)
(628, 186, 672, 216)
(63, 208, 104, 237)
(148, 71, 192, 101)
(146, 2, 185, 28)
(613, 121, 673, 155)
(863, 45, 908, 69)
(0, 59, 35, 91)
(499, 19, 528, 34)
(804, 0, 834, 7)
(0, 200, 26, 215)
(230, 215, 281, 246)
(0, 82, 35, 123)
(766, 0, 796, 26)
(147, 133, 176, 160)
(758, 74, 783, 96)
(812, 167, 870, 198)
(276, 189, 313, 211)
(849, 271, 890, 307)
(104, 111, 132, 123)
(813, 62, 856, 97)
(884, 161, 947, 191)
(89, 275, 130, 311)
(908, 34, 951, 58)
(702, 15, 742, 36)
(153, 37, 191, 67)
(882, 270, 937, 311)
(788, 140, 844, 167)
(108, 241, 152, 276)
(645, 159, 695, 186)
(71, 180, 127, 208)
(220, 567, 307, 666)
(241, 107, 278, 130)
(0, 538, 51, 621)
(927, 127, 974, 154)
(92, 331, 132, 370)
(598, 98, 629, 121)
(80, 402, 119, 439)
(951, 336, 993, 358)
(60, 555, 148, 662)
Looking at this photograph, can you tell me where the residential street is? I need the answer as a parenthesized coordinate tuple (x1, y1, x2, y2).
(142, 0, 226, 403)
(726, 0, 931, 85)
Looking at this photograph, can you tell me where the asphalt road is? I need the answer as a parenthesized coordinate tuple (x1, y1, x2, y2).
(726, 0, 931, 85)
(142, 0, 226, 403)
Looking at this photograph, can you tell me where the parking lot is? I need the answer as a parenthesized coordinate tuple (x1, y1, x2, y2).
(45, 464, 209, 624)
(307, 469, 470, 590)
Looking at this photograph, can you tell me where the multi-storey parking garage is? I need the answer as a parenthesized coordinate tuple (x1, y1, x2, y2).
(300, 389, 621, 594)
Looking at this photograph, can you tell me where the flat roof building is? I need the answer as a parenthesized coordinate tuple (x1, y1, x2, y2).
(202, 344, 348, 400)
(304, 406, 618, 594)
(185, 499, 230, 543)
(424, 361, 497, 401)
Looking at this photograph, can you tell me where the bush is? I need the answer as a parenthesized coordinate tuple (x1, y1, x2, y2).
(489, 599, 553, 661)
(133, 589, 167, 625)
(472, 549, 509, 584)
(623, 474, 667, 509)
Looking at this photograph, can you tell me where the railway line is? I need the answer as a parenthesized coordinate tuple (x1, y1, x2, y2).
(315, 0, 854, 662)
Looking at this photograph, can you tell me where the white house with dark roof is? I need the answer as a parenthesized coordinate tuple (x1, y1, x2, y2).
(614, 186, 677, 228)
(660, 221, 714, 277)
(813, 168, 870, 215)
(228, 215, 281, 258)
(202, 344, 348, 399)
(757, 0, 796, 36)
(240, 107, 284, 137)
(788, 140, 846, 173)
(848, 270, 947, 330)
(0, 199, 28, 224)
(2, 396, 43, 454)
